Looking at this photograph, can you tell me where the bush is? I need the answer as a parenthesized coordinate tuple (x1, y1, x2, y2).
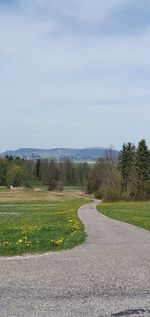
(135, 181, 150, 201)
(94, 191, 103, 199)
(102, 185, 121, 202)
(24, 181, 32, 189)
(48, 180, 56, 191)
(55, 181, 63, 192)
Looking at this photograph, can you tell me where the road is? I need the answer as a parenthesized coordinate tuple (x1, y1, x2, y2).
(0, 202, 150, 317)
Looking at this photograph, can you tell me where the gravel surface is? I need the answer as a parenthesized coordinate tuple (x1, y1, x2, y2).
(0, 201, 150, 317)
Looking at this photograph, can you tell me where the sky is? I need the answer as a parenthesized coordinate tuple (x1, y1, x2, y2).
(0, 0, 150, 152)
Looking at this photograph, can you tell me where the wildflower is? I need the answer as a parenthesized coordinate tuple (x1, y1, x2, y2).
(17, 239, 23, 243)
(54, 238, 64, 246)
(26, 241, 31, 247)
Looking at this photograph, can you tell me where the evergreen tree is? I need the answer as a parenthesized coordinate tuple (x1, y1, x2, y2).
(35, 159, 41, 180)
(136, 139, 150, 183)
(0, 158, 8, 185)
(118, 142, 136, 192)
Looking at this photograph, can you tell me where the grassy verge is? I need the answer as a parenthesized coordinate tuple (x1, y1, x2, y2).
(97, 201, 150, 231)
(0, 188, 90, 256)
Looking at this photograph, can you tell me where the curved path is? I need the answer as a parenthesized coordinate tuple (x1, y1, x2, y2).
(0, 202, 150, 317)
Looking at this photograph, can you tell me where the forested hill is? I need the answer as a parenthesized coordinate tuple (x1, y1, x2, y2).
(1, 147, 119, 161)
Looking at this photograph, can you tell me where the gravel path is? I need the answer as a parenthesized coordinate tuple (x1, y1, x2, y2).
(0, 201, 150, 317)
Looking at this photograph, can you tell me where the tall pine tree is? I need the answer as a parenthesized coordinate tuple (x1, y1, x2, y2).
(118, 142, 136, 192)
(136, 139, 150, 183)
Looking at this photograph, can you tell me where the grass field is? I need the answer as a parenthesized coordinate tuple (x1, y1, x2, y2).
(0, 188, 90, 256)
(0, 187, 73, 202)
(97, 201, 150, 231)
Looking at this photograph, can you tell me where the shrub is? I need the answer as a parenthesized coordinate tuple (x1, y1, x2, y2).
(102, 185, 121, 202)
(94, 191, 103, 199)
(135, 181, 150, 201)
(56, 181, 63, 192)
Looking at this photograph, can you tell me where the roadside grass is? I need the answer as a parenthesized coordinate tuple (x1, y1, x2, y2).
(97, 201, 150, 231)
(0, 188, 90, 256)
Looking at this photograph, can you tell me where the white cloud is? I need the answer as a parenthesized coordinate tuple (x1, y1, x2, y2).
(19, 0, 128, 21)
(0, 0, 150, 151)
(56, 0, 128, 24)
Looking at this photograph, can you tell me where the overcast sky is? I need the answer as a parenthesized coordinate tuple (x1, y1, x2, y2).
(0, 0, 150, 152)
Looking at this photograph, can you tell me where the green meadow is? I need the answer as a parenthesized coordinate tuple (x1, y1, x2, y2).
(0, 188, 90, 256)
(97, 201, 150, 231)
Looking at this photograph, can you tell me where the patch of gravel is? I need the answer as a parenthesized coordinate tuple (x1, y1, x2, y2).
(0, 202, 150, 316)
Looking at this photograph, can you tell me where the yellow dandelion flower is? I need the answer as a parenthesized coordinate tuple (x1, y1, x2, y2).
(17, 239, 23, 243)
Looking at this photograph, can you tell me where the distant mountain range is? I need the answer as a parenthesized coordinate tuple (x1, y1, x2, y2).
(1, 147, 119, 162)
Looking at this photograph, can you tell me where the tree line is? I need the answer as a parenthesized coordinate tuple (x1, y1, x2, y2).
(0, 139, 150, 201)
(0, 156, 91, 191)
(87, 139, 150, 201)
